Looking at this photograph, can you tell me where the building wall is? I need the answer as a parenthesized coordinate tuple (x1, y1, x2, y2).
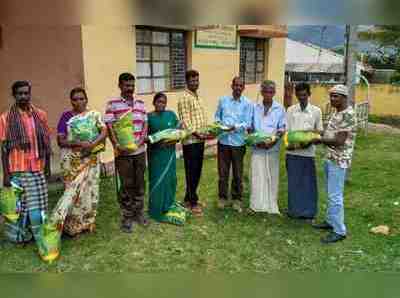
(308, 84, 400, 115)
(80, 25, 136, 162)
(0, 26, 85, 177)
(140, 34, 287, 115)
(78, 26, 286, 162)
(0, 25, 85, 130)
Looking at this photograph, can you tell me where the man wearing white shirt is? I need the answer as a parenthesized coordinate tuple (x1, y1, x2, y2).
(286, 83, 323, 221)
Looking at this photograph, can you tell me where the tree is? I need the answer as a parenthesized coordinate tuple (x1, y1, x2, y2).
(358, 26, 400, 72)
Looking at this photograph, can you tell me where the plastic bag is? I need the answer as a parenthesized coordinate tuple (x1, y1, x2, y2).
(245, 132, 277, 146)
(197, 122, 231, 138)
(160, 203, 187, 226)
(283, 131, 321, 148)
(68, 113, 105, 154)
(112, 111, 138, 151)
(148, 128, 190, 144)
(0, 181, 23, 223)
(37, 221, 61, 263)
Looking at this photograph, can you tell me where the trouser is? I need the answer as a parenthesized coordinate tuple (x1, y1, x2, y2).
(115, 152, 146, 221)
(182, 142, 205, 206)
(217, 143, 246, 201)
(324, 159, 347, 236)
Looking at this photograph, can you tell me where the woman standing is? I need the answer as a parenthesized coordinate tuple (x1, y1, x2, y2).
(147, 92, 186, 225)
(54, 87, 107, 236)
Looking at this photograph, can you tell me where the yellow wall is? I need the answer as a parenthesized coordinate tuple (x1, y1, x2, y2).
(80, 26, 287, 162)
(81, 25, 136, 162)
(141, 35, 286, 116)
(308, 84, 400, 115)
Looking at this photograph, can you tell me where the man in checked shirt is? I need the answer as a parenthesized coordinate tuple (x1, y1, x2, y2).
(177, 70, 208, 217)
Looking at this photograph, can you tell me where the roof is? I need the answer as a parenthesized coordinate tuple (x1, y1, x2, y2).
(285, 38, 367, 73)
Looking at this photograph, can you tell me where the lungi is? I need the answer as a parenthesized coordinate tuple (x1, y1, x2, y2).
(286, 154, 318, 219)
(250, 150, 280, 214)
(4, 172, 48, 243)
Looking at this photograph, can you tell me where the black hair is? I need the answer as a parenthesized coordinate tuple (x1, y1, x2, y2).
(153, 92, 167, 104)
(70, 87, 88, 101)
(185, 69, 199, 81)
(11, 80, 31, 96)
(118, 72, 136, 84)
(295, 82, 311, 95)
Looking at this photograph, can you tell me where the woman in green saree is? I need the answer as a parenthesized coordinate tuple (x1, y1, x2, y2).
(147, 92, 187, 225)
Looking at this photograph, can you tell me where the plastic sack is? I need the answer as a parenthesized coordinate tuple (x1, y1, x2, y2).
(37, 221, 61, 263)
(112, 111, 138, 151)
(148, 128, 190, 144)
(245, 132, 277, 146)
(159, 203, 187, 226)
(0, 181, 23, 223)
(283, 131, 321, 148)
(197, 122, 231, 138)
(68, 114, 105, 154)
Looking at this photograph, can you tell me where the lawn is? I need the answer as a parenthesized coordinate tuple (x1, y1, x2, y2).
(0, 132, 399, 272)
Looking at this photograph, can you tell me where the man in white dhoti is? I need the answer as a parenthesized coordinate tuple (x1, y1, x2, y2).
(250, 80, 286, 214)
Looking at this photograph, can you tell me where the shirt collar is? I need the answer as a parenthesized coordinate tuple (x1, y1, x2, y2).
(230, 95, 244, 103)
(297, 102, 311, 112)
(257, 100, 279, 111)
(185, 89, 198, 98)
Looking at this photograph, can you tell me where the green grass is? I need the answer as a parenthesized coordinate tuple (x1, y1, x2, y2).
(1, 132, 400, 272)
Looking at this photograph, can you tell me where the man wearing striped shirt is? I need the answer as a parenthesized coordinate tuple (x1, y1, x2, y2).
(104, 73, 148, 233)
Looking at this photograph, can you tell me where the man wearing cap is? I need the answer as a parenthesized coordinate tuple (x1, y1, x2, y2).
(312, 84, 357, 244)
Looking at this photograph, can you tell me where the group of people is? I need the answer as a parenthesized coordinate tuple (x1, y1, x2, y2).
(0, 69, 356, 248)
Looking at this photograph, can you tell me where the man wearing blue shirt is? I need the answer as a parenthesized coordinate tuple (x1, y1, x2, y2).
(215, 77, 253, 213)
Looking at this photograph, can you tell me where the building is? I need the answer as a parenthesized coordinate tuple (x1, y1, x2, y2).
(0, 25, 287, 166)
(285, 38, 368, 84)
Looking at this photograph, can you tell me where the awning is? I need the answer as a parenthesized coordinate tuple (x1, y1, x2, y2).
(238, 26, 288, 38)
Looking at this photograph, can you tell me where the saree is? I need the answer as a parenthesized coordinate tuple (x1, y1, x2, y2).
(147, 111, 187, 225)
(52, 110, 104, 236)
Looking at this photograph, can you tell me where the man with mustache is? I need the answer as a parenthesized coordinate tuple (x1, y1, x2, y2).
(0, 80, 51, 244)
(105, 73, 149, 233)
(313, 84, 357, 244)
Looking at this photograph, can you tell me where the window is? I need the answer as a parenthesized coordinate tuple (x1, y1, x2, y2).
(240, 37, 266, 84)
(136, 27, 187, 94)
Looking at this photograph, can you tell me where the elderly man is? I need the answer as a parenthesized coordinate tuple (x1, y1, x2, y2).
(313, 84, 357, 244)
(0, 81, 51, 244)
(286, 82, 323, 221)
(250, 80, 286, 214)
(214, 77, 253, 213)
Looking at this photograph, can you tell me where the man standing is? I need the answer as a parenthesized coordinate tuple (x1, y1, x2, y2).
(215, 77, 253, 213)
(177, 70, 208, 216)
(313, 84, 357, 244)
(286, 83, 323, 221)
(0, 81, 51, 243)
(105, 73, 148, 233)
(249, 80, 286, 214)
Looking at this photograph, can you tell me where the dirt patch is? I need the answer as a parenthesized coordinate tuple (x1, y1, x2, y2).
(368, 122, 400, 134)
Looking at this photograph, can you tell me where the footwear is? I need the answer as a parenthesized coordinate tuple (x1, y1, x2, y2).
(232, 201, 243, 213)
(321, 232, 346, 244)
(191, 205, 203, 217)
(217, 200, 229, 210)
(312, 221, 333, 230)
(183, 201, 192, 209)
(88, 223, 96, 233)
(120, 219, 133, 233)
(135, 215, 150, 227)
